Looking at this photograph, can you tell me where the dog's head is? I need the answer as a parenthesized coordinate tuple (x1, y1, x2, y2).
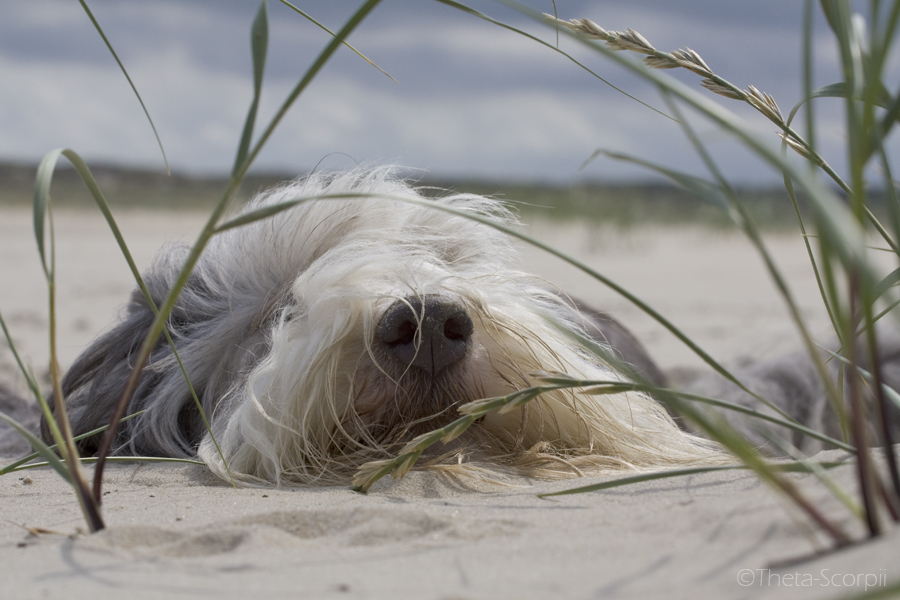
(56, 168, 718, 485)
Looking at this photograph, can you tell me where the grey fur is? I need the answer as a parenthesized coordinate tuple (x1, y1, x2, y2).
(0, 383, 39, 457)
(42, 240, 283, 457)
(678, 330, 900, 453)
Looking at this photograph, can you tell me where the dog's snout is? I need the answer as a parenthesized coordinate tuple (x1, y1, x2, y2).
(376, 296, 474, 375)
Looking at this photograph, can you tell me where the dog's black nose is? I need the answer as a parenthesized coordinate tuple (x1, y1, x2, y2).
(376, 296, 474, 376)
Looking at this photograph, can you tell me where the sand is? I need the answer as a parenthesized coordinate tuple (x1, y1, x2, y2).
(1, 207, 898, 599)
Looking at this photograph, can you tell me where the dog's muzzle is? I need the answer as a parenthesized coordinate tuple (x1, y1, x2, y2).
(376, 296, 474, 376)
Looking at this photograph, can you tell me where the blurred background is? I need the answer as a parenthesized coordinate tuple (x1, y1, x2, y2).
(0, 1, 857, 194)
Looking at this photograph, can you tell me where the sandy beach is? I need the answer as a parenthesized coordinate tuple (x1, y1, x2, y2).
(1, 207, 898, 599)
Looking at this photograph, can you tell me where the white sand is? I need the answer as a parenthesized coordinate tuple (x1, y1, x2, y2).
(1, 208, 898, 599)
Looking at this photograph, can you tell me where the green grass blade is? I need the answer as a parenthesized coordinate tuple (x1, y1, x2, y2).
(33, 150, 105, 531)
(433, 0, 675, 122)
(232, 1, 269, 178)
(50, 150, 235, 487)
(7, 455, 204, 474)
(76, 0, 169, 173)
(879, 86, 900, 137)
(665, 93, 850, 427)
(782, 174, 843, 339)
(822, 348, 900, 412)
(33, 149, 65, 279)
(238, 0, 385, 179)
(874, 267, 900, 300)
(0, 411, 71, 484)
(91, 2, 387, 496)
(0, 411, 145, 475)
(588, 148, 841, 418)
(0, 311, 45, 404)
(786, 81, 891, 126)
(537, 461, 848, 497)
(531, 375, 851, 451)
(757, 429, 863, 520)
(661, 389, 851, 543)
(278, 0, 397, 83)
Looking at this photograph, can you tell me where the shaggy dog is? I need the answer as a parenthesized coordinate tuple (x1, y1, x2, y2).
(37, 168, 721, 485)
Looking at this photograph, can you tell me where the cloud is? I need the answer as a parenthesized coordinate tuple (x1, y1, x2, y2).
(0, 0, 889, 184)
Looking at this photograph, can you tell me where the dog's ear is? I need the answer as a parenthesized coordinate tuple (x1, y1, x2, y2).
(41, 242, 195, 454)
(42, 239, 286, 457)
(41, 283, 162, 454)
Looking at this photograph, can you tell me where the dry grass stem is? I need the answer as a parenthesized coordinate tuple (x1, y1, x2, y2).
(545, 13, 789, 129)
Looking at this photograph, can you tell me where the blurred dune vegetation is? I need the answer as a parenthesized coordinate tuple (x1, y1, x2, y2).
(0, 161, 869, 229)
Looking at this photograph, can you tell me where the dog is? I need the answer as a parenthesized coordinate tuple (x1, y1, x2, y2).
(26, 168, 723, 486)
(15, 168, 895, 486)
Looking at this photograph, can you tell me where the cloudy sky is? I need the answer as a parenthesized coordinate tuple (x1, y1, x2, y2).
(0, 1, 886, 184)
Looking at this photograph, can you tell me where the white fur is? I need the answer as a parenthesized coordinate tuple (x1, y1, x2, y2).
(59, 168, 720, 486)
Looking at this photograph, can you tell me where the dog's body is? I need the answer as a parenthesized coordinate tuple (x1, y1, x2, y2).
(33, 169, 720, 485)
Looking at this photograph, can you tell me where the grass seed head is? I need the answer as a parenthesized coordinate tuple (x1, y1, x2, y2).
(700, 78, 745, 100)
(543, 14, 610, 40)
(644, 56, 680, 69)
(671, 48, 713, 76)
(613, 29, 656, 55)
(747, 85, 784, 123)
(441, 416, 475, 443)
(392, 452, 421, 479)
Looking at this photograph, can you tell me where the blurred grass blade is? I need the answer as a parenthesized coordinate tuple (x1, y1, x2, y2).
(823, 348, 900, 412)
(782, 175, 842, 337)
(9, 455, 205, 474)
(279, 0, 397, 83)
(434, 0, 674, 122)
(239, 0, 385, 179)
(0, 412, 143, 475)
(33, 149, 105, 532)
(38, 149, 235, 487)
(33, 149, 64, 279)
(531, 374, 851, 451)
(874, 267, 900, 301)
(537, 461, 848, 497)
(92, 1, 386, 499)
(77, 0, 169, 173)
(508, 0, 878, 289)
(880, 88, 900, 137)
(758, 428, 864, 520)
(0, 311, 44, 403)
(584, 150, 728, 209)
(819, 0, 849, 38)
(588, 148, 838, 417)
(233, 0, 269, 178)
(786, 81, 891, 126)
(662, 390, 851, 544)
(0, 411, 72, 484)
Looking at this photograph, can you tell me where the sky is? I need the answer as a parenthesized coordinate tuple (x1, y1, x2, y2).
(0, 0, 889, 184)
